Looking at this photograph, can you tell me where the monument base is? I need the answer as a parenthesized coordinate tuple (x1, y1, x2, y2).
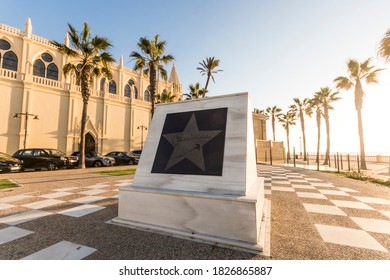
(111, 177, 267, 254)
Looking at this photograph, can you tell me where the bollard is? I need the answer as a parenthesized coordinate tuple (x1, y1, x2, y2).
(334, 154, 337, 168)
(265, 151, 267, 163)
(317, 155, 320, 171)
(340, 154, 343, 170)
(337, 153, 340, 173)
(347, 154, 351, 171)
(293, 147, 296, 167)
(270, 148, 273, 166)
(357, 154, 360, 173)
(307, 152, 309, 165)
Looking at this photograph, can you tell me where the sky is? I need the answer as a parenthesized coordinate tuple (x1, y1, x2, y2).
(1, 0, 389, 155)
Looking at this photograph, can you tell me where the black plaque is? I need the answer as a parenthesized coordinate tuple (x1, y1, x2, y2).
(151, 108, 228, 176)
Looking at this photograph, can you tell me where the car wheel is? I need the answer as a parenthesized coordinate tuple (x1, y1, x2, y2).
(128, 159, 135, 165)
(94, 161, 103, 167)
(46, 162, 56, 171)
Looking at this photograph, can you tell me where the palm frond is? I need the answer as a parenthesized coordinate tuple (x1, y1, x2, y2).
(334, 76, 353, 90)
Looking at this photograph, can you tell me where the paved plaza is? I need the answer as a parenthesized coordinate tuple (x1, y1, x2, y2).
(0, 165, 390, 260)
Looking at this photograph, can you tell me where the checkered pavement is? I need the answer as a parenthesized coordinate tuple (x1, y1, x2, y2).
(258, 165, 390, 253)
(0, 179, 133, 259)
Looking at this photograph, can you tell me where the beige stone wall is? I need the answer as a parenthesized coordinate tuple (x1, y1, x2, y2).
(0, 20, 181, 156)
(256, 140, 285, 163)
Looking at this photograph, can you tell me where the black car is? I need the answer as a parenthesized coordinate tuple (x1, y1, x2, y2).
(131, 150, 142, 157)
(0, 152, 22, 173)
(71, 151, 115, 167)
(12, 148, 77, 171)
(105, 151, 139, 165)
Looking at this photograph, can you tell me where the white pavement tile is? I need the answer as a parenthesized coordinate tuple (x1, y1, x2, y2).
(70, 196, 107, 204)
(114, 182, 133, 187)
(272, 180, 291, 185)
(353, 196, 390, 205)
(264, 189, 272, 195)
(110, 195, 119, 199)
(311, 182, 335, 188)
(289, 179, 308, 183)
(0, 195, 33, 203)
(291, 184, 316, 190)
(0, 226, 34, 245)
(296, 192, 327, 200)
(85, 184, 110, 189)
(40, 192, 72, 199)
(351, 217, 390, 234)
(337, 187, 359, 193)
(305, 178, 322, 182)
(318, 189, 350, 196)
(115, 179, 133, 183)
(380, 211, 390, 219)
(78, 189, 107, 196)
(271, 187, 295, 192)
(272, 176, 287, 180)
(22, 199, 64, 210)
(303, 203, 347, 216)
(0, 204, 15, 211)
(54, 187, 79, 192)
(315, 224, 387, 252)
(59, 204, 105, 217)
(330, 200, 374, 210)
(264, 182, 272, 187)
(0, 210, 52, 225)
(22, 240, 97, 260)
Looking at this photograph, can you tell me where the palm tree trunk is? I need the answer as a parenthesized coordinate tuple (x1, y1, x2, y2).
(79, 73, 90, 169)
(272, 116, 276, 142)
(316, 113, 321, 164)
(300, 113, 307, 161)
(150, 66, 157, 117)
(357, 108, 367, 169)
(323, 110, 330, 165)
(354, 79, 367, 170)
(204, 74, 211, 90)
(286, 125, 290, 160)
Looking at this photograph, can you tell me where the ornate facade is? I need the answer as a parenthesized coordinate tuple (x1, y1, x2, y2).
(0, 19, 182, 155)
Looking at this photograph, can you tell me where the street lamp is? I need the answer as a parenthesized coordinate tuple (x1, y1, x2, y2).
(137, 125, 148, 150)
(13, 112, 39, 149)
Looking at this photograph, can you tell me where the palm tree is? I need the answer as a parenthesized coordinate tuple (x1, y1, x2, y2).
(156, 91, 175, 104)
(130, 35, 174, 117)
(378, 28, 390, 62)
(289, 98, 312, 161)
(51, 23, 114, 169)
(197, 57, 222, 90)
(266, 106, 282, 141)
(315, 87, 341, 165)
(184, 82, 208, 100)
(308, 94, 323, 165)
(277, 110, 296, 161)
(334, 58, 383, 169)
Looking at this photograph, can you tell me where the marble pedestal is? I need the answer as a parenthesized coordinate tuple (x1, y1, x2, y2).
(112, 177, 266, 253)
(112, 93, 267, 253)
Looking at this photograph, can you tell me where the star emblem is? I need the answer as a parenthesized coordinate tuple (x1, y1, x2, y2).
(162, 113, 222, 171)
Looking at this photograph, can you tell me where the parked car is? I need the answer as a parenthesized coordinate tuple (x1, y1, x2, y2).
(105, 151, 139, 165)
(131, 150, 142, 157)
(12, 148, 77, 171)
(0, 152, 22, 173)
(71, 151, 115, 167)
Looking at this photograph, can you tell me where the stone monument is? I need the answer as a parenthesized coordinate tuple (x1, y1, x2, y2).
(112, 92, 268, 253)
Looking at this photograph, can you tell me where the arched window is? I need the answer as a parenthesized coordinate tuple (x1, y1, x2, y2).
(2, 51, 18, 71)
(100, 78, 106, 92)
(47, 63, 58, 80)
(32, 53, 58, 80)
(124, 79, 136, 97)
(124, 84, 131, 97)
(33, 59, 45, 77)
(109, 80, 117, 94)
(134, 86, 139, 99)
(0, 39, 18, 72)
(144, 89, 151, 102)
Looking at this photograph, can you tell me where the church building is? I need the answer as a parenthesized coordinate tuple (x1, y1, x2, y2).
(0, 19, 182, 156)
